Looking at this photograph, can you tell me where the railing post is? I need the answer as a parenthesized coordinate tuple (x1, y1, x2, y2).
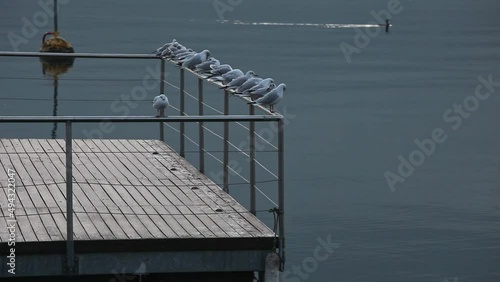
(159, 60, 165, 142)
(223, 90, 229, 193)
(277, 118, 285, 270)
(249, 105, 256, 214)
(160, 58, 165, 94)
(65, 121, 75, 272)
(198, 78, 205, 173)
(179, 68, 185, 157)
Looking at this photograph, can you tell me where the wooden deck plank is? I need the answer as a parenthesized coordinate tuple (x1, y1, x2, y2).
(130, 140, 253, 237)
(90, 140, 165, 220)
(136, 140, 258, 237)
(0, 140, 6, 154)
(124, 140, 219, 238)
(40, 140, 95, 241)
(42, 140, 99, 234)
(148, 140, 273, 236)
(66, 141, 129, 240)
(96, 140, 188, 241)
(69, 141, 141, 240)
(17, 140, 63, 241)
(16, 215, 37, 242)
(76, 140, 154, 239)
(0, 138, 275, 247)
(1, 139, 45, 241)
(30, 140, 105, 239)
(116, 140, 196, 237)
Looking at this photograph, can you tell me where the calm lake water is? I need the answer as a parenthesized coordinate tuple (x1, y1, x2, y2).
(1, 0, 500, 281)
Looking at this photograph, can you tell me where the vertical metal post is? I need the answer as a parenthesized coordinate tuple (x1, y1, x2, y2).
(249, 105, 256, 214)
(277, 118, 285, 270)
(179, 68, 185, 157)
(160, 59, 165, 94)
(223, 90, 229, 193)
(54, 0, 58, 35)
(65, 121, 74, 271)
(198, 78, 205, 173)
(159, 59, 166, 142)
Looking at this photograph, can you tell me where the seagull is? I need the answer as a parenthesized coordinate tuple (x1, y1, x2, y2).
(238, 82, 276, 100)
(195, 58, 220, 74)
(248, 83, 286, 112)
(207, 64, 233, 78)
(154, 39, 177, 56)
(221, 70, 258, 90)
(235, 77, 263, 93)
(182, 50, 211, 69)
(241, 78, 275, 95)
(153, 94, 169, 117)
(161, 43, 184, 57)
(221, 69, 244, 84)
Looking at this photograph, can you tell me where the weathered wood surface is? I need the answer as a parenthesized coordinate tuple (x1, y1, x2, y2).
(0, 139, 274, 243)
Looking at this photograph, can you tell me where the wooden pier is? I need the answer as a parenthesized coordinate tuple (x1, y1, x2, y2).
(0, 50, 286, 281)
(0, 138, 276, 281)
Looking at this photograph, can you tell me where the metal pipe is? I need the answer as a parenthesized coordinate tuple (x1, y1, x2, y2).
(159, 59, 166, 143)
(0, 51, 159, 59)
(0, 115, 282, 123)
(160, 59, 165, 94)
(65, 121, 74, 271)
(54, 0, 58, 35)
(159, 122, 164, 142)
(277, 118, 285, 270)
(179, 68, 185, 157)
(223, 90, 229, 193)
(249, 105, 256, 215)
(198, 78, 205, 173)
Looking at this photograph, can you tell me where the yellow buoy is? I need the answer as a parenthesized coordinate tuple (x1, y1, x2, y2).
(40, 32, 75, 76)
(40, 32, 74, 53)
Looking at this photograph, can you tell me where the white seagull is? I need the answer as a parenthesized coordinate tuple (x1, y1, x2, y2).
(182, 50, 211, 69)
(154, 39, 177, 56)
(248, 83, 286, 112)
(221, 70, 258, 90)
(153, 94, 169, 117)
(242, 78, 275, 95)
(238, 82, 276, 100)
(235, 77, 263, 93)
(221, 69, 244, 84)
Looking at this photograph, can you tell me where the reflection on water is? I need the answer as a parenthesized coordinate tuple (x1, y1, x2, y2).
(40, 56, 75, 139)
(50, 77, 58, 139)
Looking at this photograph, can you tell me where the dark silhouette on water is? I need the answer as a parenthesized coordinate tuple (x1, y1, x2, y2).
(385, 19, 390, 33)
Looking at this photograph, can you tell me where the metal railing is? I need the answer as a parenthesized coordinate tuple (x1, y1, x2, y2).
(0, 51, 286, 271)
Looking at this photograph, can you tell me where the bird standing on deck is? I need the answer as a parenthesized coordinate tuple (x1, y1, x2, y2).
(248, 83, 286, 113)
(153, 94, 169, 117)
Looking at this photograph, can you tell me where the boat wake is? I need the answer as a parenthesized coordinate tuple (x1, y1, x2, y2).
(220, 20, 391, 29)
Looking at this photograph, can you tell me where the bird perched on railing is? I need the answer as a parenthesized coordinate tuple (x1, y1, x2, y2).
(221, 70, 258, 90)
(248, 83, 286, 113)
(238, 78, 274, 95)
(181, 50, 211, 69)
(237, 79, 276, 100)
(153, 39, 285, 113)
(235, 76, 264, 93)
(206, 64, 233, 80)
(154, 39, 178, 56)
(153, 94, 169, 117)
(194, 58, 220, 75)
